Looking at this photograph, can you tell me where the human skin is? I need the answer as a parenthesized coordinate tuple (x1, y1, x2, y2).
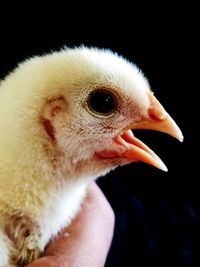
(26, 182, 115, 267)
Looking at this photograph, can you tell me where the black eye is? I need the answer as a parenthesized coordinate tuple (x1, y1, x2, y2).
(88, 89, 117, 115)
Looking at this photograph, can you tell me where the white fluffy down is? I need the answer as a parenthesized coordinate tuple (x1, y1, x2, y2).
(0, 46, 151, 265)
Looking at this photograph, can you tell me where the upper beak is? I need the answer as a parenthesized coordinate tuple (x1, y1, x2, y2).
(112, 93, 183, 171)
(132, 93, 183, 142)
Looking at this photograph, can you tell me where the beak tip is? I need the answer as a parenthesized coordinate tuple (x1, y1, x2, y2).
(154, 157, 168, 172)
(163, 166, 168, 172)
(180, 135, 184, 143)
(159, 162, 168, 172)
(176, 131, 184, 142)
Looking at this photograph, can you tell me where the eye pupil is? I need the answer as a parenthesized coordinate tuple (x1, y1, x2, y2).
(88, 90, 116, 115)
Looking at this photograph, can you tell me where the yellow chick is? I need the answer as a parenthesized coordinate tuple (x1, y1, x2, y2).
(0, 47, 183, 266)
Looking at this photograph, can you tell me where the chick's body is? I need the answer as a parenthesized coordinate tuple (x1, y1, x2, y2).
(0, 47, 182, 266)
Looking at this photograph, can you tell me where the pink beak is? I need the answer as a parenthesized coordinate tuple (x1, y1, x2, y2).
(98, 93, 183, 172)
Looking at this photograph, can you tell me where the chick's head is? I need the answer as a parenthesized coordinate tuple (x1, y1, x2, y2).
(1, 47, 183, 181)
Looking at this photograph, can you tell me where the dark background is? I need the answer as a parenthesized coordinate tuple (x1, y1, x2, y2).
(0, 8, 198, 266)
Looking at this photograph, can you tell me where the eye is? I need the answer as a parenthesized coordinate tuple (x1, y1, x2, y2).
(87, 89, 117, 116)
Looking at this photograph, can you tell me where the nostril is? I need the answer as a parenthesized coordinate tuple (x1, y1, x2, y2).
(148, 110, 165, 121)
(148, 93, 167, 121)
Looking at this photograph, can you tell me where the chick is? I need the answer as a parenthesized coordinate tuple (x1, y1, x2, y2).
(0, 47, 183, 266)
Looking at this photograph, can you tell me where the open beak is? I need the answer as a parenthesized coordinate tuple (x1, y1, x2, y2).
(112, 93, 183, 172)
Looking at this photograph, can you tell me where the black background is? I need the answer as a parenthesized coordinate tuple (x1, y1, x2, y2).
(0, 8, 199, 266)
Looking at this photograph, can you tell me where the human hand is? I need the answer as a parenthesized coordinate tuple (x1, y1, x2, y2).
(26, 182, 115, 267)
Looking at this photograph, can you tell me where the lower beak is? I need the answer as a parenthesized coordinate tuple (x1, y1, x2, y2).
(112, 93, 183, 171)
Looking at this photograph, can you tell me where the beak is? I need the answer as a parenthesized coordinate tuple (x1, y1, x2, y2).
(113, 93, 183, 172)
(132, 93, 183, 142)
